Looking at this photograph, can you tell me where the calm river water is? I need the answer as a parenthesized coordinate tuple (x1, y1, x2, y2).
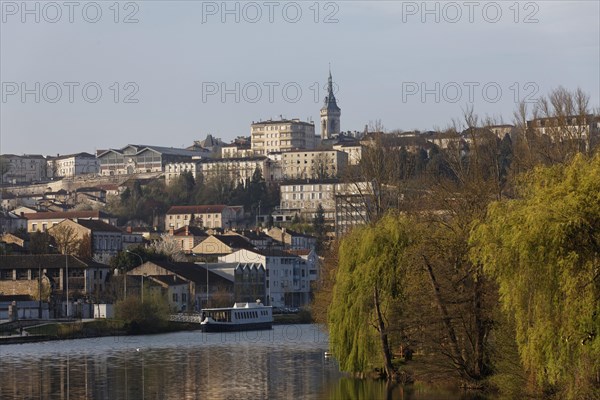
(0, 324, 485, 399)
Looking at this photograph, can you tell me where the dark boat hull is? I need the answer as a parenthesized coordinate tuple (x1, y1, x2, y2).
(200, 321, 273, 333)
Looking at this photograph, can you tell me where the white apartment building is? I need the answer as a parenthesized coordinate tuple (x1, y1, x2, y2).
(251, 119, 317, 155)
(218, 248, 313, 307)
(280, 180, 374, 226)
(164, 162, 201, 185)
(281, 150, 348, 179)
(47, 152, 99, 178)
(165, 157, 279, 185)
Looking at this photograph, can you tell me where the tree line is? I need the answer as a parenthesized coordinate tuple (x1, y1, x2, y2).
(106, 167, 279, 226)
(320, 87, 599, 399)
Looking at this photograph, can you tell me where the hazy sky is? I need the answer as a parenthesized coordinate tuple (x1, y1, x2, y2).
(1, 1, 598, 155)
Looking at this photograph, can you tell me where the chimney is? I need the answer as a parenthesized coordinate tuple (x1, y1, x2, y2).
(127, 226, 132, 233)
(169, 226, 174, 236)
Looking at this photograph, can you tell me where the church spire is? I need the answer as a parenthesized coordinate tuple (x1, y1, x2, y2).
(323, 66, 339, 109)
(320, 67, 341, 140)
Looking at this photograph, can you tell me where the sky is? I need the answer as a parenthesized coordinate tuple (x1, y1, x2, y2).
(1, 0, 599, 155)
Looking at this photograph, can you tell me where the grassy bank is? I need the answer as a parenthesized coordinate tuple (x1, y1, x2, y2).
(23, 319, 198, 341)
(273, 310, 312, 324)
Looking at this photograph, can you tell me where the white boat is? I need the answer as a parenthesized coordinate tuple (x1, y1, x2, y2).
(200, 300, 273, 332)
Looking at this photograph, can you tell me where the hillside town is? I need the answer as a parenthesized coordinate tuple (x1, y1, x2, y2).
(1, 72, 598, 325)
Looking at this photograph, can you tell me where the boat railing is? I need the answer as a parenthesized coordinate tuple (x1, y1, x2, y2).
(169, 313, 203, 324)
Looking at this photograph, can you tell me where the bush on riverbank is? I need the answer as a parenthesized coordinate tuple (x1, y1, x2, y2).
(115, 292, 170, 334)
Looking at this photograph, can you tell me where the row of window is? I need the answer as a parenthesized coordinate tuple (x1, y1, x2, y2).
(282, 185, 333, 192)
(169, 214, 220, 220)
(235, 310, 267, 320)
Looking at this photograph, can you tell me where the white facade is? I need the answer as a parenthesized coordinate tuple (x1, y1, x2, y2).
(281, 150, 348, 179)
(47, 153, 99, 178)
(280, 181, 373, 224)
(251, 119, 316, 155)
(164, 162, 201, 185)
(219, 249, 311, 308)
(199, 157, 274, 184)
(280, 181, 337, 222)
(166, 157, 280, 185)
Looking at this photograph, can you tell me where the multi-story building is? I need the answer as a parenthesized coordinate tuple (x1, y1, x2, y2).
(46, 152, 99, 178)
(97, 144, 205, 176)
(279, 179, 338, 222)
(199, 157, 276, 184)
(251, 119, 316, 155)
(219, 248, 312, 307)
(279, 180, 374, 227)
(165, 205, 244, 230)
(281, 150, 348, 179)
(165, 157, 279, 185)
(164, 161, 201, 185)
(0, 154, 47, 184)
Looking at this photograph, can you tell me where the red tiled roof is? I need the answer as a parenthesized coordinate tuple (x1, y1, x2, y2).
(23, 210, 110, 220)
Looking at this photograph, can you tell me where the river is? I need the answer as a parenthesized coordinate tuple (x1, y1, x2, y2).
(0, 324, 486, 399)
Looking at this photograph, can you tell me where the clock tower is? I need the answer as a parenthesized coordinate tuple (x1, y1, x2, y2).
(320, 69, 341, 140)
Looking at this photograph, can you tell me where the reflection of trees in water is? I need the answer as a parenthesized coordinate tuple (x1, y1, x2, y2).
(0, 335, 333, 399)
(0, 337, 480, 399)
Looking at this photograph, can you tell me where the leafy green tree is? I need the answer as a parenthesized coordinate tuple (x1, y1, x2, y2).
(471, 154, 600, 398)
(329, 213, 415, 380)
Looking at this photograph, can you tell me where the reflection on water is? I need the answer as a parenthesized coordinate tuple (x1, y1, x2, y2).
(0, 324, 488, 400)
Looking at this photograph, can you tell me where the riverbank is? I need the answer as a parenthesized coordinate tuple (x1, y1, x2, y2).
(0, 311, 313, 344)
(0, 319, 200, 344)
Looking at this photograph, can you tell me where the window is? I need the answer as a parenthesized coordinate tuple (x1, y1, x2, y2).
(182, 293, 187, 302)
(173, 293, 178, 302)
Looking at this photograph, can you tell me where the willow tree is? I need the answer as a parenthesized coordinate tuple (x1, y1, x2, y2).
(328, 213, 414, 380)
(471, 154, 600, 398)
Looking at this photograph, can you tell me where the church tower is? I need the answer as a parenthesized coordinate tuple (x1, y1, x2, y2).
(320, 68, 341, 140)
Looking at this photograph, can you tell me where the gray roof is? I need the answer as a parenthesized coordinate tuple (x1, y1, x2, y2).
(97, 144, 205, 158)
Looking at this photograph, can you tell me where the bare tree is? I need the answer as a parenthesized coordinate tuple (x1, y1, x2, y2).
(146, 233, 186, 261)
